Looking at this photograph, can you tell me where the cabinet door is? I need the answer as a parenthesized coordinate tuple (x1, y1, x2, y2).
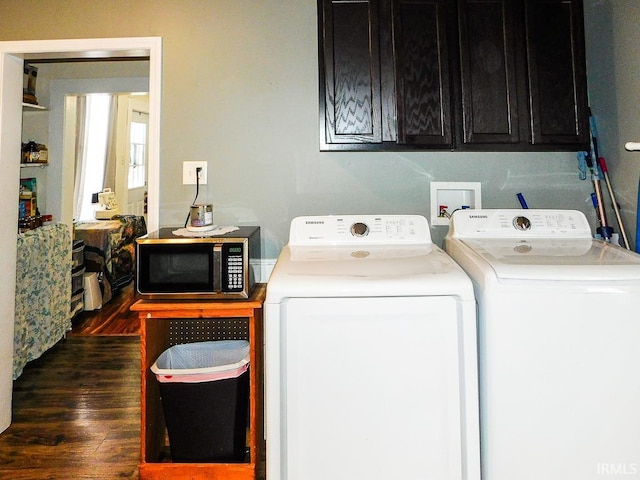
(458, 0, 526, 146)
(392, 0, 455, 147)
(525, 0, 589, 147)
(319, 0, 383, 149)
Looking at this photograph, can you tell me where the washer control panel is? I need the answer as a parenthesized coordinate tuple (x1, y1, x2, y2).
(288, 215, 432, 245)
(447, 209, 592, 239)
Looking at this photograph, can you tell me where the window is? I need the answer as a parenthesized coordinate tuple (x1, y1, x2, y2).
(128, 111, 148, 189)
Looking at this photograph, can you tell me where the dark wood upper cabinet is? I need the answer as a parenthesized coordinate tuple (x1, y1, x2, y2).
(525, 0, 589, 147)
(457, 0, 527, 146)
(319, 0, 383, 148)
(319, 0, 457, 151)
(318, 0, 589, 151)
(392, 0, 455, 147)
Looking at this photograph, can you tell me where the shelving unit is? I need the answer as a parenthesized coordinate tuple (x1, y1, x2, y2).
(20, 102, 49, 225)
(21, 103, 48, 166)
(20, 104, 49, 170)
(130, 284, 266, 480)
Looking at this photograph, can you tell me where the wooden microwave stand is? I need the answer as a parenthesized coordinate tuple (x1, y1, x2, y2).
(131, 284, 266, 480)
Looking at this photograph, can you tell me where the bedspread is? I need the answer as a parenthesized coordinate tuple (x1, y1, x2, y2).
(14, 223, 72, 379)
(74, 215, 147, 304)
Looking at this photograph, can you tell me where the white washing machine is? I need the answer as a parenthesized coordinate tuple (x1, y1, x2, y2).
(444, 209, 640, 480)
(265, 215, 480, 480)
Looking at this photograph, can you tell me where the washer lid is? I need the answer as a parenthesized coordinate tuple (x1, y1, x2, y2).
(460, 238, 640, 281)
(266, 243, 475, 300)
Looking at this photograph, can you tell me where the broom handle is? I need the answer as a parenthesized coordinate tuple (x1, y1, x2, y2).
(598, 157, 630, 249)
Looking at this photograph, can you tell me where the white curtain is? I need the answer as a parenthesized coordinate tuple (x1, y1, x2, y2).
(72, 95, 88, 221)
(72, 94, 118, 221)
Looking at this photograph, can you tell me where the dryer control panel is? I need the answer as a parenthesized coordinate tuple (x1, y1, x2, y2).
(288, 215, 432, 245)
(447, 209, 592, 239)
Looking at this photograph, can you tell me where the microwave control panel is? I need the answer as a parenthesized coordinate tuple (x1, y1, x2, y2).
(223, 243, 244, 291)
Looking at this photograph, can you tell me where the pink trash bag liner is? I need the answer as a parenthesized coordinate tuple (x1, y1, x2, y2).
(151, 340, 249, 384)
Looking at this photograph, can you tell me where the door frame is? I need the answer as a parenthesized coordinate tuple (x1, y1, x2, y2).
(0, 37, 161, 433)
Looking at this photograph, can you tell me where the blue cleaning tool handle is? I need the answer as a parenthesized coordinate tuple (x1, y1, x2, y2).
(517, 193, 529, 209)
(577, 152, 587, 180)
(590, 114, 599, 142)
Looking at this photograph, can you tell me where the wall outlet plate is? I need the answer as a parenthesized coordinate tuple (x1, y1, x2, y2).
(182, 161, 208, 185)
(430, 181, 481, 226)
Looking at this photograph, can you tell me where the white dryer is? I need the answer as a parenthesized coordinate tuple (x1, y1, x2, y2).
(265, 215, 480, 480)
(444, 209, 640, 480)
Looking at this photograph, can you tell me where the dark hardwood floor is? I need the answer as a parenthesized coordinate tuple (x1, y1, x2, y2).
(70, 283, 140, 336)
(1, 286, 265, 479)
(0, 285, 141, 479)
(0, 336, 141, 479)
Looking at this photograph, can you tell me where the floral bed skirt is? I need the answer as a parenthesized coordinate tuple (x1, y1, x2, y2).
(14, 223, 72, 379)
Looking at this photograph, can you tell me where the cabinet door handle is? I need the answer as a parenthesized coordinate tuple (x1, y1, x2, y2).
(625, 142, 640, 151)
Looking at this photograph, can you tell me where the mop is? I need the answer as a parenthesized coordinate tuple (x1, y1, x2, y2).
(597, 156, 631, 249)
(580, 111, 613, 242)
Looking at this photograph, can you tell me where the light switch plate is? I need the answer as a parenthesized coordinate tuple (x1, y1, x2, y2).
(182, 161, 208, 185)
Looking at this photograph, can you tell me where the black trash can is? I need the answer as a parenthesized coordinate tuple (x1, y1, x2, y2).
(151, 340, 250, 463)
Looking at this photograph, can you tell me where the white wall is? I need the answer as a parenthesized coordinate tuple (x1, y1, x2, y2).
(0, 52, 22, 432)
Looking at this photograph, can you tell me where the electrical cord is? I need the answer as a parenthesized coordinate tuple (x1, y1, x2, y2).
(183, 167, 202, 227)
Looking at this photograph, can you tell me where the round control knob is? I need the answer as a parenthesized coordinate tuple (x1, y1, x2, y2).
(513, 216, 532, 231)
(350, 222, 369, 237)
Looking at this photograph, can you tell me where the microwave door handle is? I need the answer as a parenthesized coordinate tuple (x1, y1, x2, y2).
(213, 245, 222, 293)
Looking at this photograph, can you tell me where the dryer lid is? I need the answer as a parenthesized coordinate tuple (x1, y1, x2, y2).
(460, 238, 640, 281)
(266, 214, 474, 301)
(267, 243, 475, 299)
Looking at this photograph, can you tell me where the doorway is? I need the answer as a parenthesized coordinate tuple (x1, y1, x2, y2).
(60, 89, 150, 223)
(0, 37, 162, 433)
(1, 37, 161, 230)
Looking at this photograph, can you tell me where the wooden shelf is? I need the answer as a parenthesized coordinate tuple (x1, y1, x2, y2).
(20, 162, 48, 168)
(22, 102, 46, 111)
(131, 284, 266, 480)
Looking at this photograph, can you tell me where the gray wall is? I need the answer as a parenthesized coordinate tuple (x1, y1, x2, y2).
(583, 0, 640, 251)
(3, 0, 637, 257)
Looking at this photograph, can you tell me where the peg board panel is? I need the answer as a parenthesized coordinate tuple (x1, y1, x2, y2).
(168, 317, 249, 345)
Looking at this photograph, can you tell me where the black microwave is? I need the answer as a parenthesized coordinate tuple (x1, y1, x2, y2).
(135, 226, 260, 300)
